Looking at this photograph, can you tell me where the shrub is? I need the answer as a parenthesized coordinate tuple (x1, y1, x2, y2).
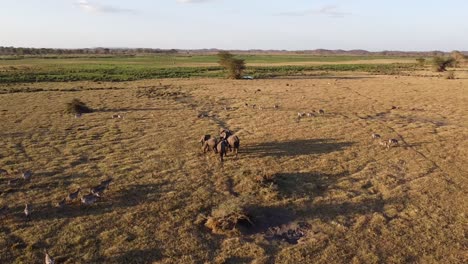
(65, 98, 92, 114)
(432, 56, 455, 72)
(217, 51, 246, 79)
(444, 71, 455, 80)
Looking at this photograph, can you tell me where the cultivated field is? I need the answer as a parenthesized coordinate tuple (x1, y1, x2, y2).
(0, 55, 418, 83)
(0, 59, 467, 263)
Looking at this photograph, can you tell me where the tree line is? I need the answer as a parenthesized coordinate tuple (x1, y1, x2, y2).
(0, 47, 179, 56)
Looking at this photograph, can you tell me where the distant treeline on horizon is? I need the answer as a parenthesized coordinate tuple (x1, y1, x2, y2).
(0, 46, 465, 57)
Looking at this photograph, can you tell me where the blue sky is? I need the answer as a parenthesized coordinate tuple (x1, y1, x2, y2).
(1, 0, 467, 51)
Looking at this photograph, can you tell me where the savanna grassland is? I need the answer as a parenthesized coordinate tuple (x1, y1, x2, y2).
(0, 55, 467, 263)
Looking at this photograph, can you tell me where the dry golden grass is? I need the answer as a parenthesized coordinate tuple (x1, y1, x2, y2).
(0, 71, 467, 263)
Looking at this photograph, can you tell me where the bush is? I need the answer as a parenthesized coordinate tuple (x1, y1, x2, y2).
(217, 51, 246, 79)
(444, 71, 455, 80)
(432, 56, 455, 72)
(65, 99, 93, 114)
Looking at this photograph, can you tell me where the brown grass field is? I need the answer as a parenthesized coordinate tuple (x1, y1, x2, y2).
(0, 69, 467, 263)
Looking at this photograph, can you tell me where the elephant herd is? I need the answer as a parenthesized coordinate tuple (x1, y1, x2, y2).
(200, 128, 240, 162)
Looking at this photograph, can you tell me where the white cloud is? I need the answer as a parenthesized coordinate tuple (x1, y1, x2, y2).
(277, 5, 351, 18)
(76, 0, 136, 14)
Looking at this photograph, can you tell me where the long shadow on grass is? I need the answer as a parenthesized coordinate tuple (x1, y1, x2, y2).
(241, 196, 388, 237)
(273, 171, 349, 199)
(25, 183, 168, 221)
(243, 139, 354, 157)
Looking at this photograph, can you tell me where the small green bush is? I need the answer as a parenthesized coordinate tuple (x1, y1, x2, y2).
(65, 98, 93, 114)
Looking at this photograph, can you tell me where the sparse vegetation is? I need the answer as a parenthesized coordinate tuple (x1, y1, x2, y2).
(65, 98, 93, 114)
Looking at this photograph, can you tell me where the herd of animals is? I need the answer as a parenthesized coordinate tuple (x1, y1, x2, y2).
(0, 104, 401, 263)
(200, 128, 240, 162)
(199, 108, 400, 163)
(0, 168, 113, 263)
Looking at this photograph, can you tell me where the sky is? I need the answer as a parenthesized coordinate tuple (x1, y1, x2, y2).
(1, 0, 467, 51)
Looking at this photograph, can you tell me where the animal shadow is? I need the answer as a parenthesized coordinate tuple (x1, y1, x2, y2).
(244, 139, 354, 157)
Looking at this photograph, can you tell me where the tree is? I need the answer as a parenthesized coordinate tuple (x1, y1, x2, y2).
(217, 51, 246, 79)
(217, 51, 234, 67)
(432, 56, 455, 72)
(450, 51, 465, 67)
(227, 58, 246, 79)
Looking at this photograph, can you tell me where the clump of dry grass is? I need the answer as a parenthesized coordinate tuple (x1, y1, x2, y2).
(205, 196, 254, 235)
(254, 171, 277, 186)
(65, 98, 92, 114)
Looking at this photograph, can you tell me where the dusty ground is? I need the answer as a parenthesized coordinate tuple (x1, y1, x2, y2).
(0, 72, 467, 263)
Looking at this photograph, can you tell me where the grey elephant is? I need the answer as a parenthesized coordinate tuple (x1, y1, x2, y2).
(219, 128, 233, 139)
(216, 140, 228, 162)
(200, 135, 218, 153)
(220, 131, 240, 157)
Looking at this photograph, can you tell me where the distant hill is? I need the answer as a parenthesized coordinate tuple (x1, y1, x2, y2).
(1, 46, 466, 57)
(182, 49, 466, 57)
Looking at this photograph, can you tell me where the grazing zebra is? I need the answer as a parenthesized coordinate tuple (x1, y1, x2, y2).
(22, 170, 32, 181)
(68, 188, 81, 201)
(90, 185, 106, 197)
(81, 193, 98, 205)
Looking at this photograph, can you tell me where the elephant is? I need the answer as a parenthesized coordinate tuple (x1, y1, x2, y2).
(200, 135, 218, 153)
(219, 128, 233, 139)
(216, 140, 228, 162)
(220, 132, 240, 157)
